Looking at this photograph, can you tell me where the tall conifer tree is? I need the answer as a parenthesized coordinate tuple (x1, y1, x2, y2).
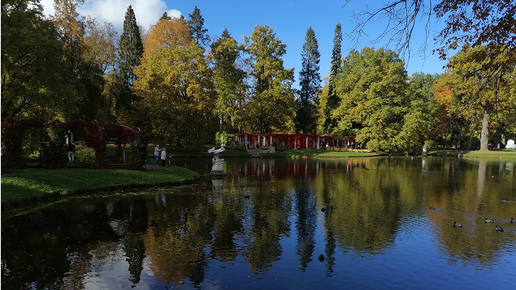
(296, 27, 321, 134)
(116, 5, 143, 112)
(187, 6, 209, 50)
(323, 23, 343, 134)
(160, 12, 171, 20)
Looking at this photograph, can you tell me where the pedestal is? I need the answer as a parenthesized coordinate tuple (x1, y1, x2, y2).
(210, 158, 225, 177)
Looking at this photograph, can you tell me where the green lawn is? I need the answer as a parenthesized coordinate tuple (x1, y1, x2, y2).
(1, 167, 200, 208)
(462, 149, 516, 159)
(426, 148, 516, 159)
(264, 148, 381, 158)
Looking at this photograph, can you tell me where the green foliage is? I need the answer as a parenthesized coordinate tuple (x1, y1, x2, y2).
(333, 47, 412, 152)
(274, 142, 287, 151)
(437, 45, 516, 150)
(1, 0, 72, 119)
(76, 147, 96, 166)
(395, 72, 439, 154)
(160, 12, 171, 20)
(115, 5, 144, 113)
(295, 27, 321, 134)
(234, 143, 246, 151)
(210, 29, 248, 137)
(244, 25, 297, 134)
(319, 23, 343, 135)
(53, 0, 106, 122)
(187, 6, 209, 49)
(215, 131, 232, 145)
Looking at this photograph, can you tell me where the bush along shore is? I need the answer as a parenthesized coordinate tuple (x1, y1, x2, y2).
(1, 167, 200, 209)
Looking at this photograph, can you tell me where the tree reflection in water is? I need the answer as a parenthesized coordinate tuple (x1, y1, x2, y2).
(2, 157, 515, 289)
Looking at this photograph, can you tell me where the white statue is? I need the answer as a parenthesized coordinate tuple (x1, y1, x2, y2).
(506, 139, 515, 150)
(208, 144, 226, 175)
(208, 144, 226, 161)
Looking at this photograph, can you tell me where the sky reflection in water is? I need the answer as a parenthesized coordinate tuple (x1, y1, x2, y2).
(2, 157, 516, 289)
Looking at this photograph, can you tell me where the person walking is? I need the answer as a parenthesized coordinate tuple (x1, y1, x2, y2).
(67, 142, 76, 162)
(160, 148, 167, 167)
(154, 144, 161, 165)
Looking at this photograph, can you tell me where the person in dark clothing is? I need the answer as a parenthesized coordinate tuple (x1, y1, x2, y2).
(67, 142, 76, 162)
(38, 143, 50, 168)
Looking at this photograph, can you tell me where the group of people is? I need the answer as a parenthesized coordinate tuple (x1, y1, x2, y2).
(36, 142, 169, 168)
(37, 142, 82, 168)
(154, 144, 167, 167)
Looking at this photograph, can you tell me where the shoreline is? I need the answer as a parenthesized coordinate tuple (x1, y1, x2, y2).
(1, 166, 201, 210)
(3, 149, 515, 210)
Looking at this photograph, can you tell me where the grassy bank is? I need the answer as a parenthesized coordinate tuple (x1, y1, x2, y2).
(427, 149, 516, 159)
(1, 167, 200, 209)
(264, 148, 381, 158)
(462, 149, 516, 159)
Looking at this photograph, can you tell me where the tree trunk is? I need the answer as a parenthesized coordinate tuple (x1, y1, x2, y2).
(479, 110, 489, 151)
(219, 114, 224, 144)
(456, 128, 461, 150)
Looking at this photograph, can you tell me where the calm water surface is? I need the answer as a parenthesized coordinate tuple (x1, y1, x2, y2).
(2, 157, 516, 290)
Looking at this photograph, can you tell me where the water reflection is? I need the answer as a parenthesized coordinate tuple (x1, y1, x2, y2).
(2, 157, 515, 289)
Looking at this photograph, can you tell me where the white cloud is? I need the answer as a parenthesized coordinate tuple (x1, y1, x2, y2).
(167, 9, 182, 19)
(39, 0, 183, 33)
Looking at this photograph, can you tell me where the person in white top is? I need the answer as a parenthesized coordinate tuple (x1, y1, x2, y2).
(160, 148, 167, 167)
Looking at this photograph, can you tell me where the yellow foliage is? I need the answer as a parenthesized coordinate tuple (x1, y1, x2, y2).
(131, 18, 214, 143)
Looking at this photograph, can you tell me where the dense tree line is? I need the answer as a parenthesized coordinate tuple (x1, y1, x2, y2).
(2, 0, 514, 152)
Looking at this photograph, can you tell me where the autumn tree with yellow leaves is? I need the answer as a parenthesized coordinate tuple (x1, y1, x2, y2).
(132, 18, 216, 145)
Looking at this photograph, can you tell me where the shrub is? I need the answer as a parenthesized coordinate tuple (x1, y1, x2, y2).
(235, 143, 246, 151)
(274, 142, 287, 151)
(76, 147, 96, 166)
(215, 132, 232, 145)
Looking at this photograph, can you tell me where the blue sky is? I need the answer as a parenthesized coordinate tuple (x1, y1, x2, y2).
(40, 0, 449, 86)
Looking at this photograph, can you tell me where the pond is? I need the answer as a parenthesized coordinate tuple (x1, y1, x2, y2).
(2, 157, 516, 290)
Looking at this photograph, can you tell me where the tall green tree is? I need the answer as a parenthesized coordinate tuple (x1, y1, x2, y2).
(115, 5, 144, 115)
(83, 18, 118, 122)
(1, 0, 72, 119)
(295, 27, 321, 134)
(160, 12, 171, 21)
(244, 25, 297, 133)
(395, 72, 439, 153)
(210, 29, 248, 140)
(329, 23, 343, 92)
(319, 23, 342, 135)
(187, 6, 209, 50)
(333, 47, 411, 152)
(53, 0, 104, 121)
